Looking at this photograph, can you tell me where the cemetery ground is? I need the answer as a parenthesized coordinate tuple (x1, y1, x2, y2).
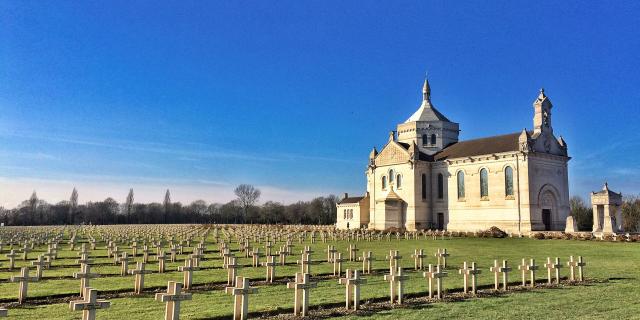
(0, 227, 638, 319)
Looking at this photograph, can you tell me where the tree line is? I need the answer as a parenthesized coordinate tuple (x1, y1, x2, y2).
(0, 184, 338, 226)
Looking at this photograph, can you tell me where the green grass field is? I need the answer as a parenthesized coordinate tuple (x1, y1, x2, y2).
(0, 233, 638, 319)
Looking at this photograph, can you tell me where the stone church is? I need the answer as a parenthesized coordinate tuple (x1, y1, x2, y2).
(337, 80, 570, 234)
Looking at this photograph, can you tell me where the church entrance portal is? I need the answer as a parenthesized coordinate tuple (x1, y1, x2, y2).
(542, 209, 551, 231)
(437, 213, 444, 230)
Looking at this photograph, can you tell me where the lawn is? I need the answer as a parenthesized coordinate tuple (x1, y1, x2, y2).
(0, 229, 638, 319)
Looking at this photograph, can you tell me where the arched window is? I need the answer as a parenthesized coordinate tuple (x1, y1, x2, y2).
(396, 174, 402, 188)
(422, 134, 428, 146)
(457, 171, 465, 199)
(382, 176, 387, 189)
(437, 173, 444, 199)
(421, 174, 427, 199)
(389, 170, 395, 184)
(505, 166, 514, 196)
(480, 168, 489, 198)
(431, 134, 437, 145)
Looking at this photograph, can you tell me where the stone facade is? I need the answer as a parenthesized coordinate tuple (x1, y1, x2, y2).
(337, 80, 571, 234)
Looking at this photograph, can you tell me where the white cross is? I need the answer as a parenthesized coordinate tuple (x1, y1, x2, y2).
(411, 249, 427, 270)
(155, 281, 192, 320)
(128, 262, 153, 294)
(348, 244, 359, 261)
(226, 257, 243, 286)
(11, 267, 39, 304)
(424, 264, 447, 299)
(362, 251, 375, 274)
(525, 258, 539, 287)
(69, 287, 110, 320)
(489, 260, 511, 290)
(296, 253, 313, 274)
(386, 250, 402, 273)
(117, 252, 132, 276)
(287, 272, 316, 316)
(339, 269, 367, 310)
(262, 255, 277, 283)
(333, 252, 346, 277)
(567, 256, 586, 282)
(31, 254, 50, 279)
(435, 248, 450, 268)
(544, 257, 563, 284)
(384, 267, 409, 304)
(179, 258, 201, 290)
(225, 276, 258, 320)
(73, 264, 100, 297)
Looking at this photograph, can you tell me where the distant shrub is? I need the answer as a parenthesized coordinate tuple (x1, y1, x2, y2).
(532, 232, 546, 240)
(488, 226, 508, 238)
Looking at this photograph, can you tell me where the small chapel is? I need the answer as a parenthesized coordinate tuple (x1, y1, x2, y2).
(337, 79, 571, 234)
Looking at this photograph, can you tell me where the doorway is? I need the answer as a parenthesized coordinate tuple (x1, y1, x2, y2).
(437, 213, 444, 230)
(542, 209, 551, 231)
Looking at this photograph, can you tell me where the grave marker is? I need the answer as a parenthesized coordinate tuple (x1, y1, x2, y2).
(69, 287, 110, 320)
(10, 267, 39, 304)
(287, 272, 316, 316)
(155, 281, 192, 320)
(225, 276, 258, 320)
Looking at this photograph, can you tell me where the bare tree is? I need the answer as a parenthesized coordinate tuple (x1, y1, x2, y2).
(163, 189, 171, 223)
(622, 195, 640, 232)
(570, 196, 592, 231)
(125, 188, 134, 221)
(69, 187, 78, 224)
(28, 191, 38, 212)
(234, 184, 261, 223)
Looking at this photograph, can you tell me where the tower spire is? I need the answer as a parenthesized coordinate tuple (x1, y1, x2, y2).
(422, 78, 431, 102)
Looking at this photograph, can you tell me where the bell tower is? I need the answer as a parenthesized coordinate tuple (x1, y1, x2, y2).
(533, 88, 553, 135)
(396, 79, 459, 155)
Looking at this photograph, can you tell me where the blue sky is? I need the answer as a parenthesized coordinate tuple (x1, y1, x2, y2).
(1, 1, 639, 207)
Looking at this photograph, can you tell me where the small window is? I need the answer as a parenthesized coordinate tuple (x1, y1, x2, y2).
(382, 176, 387, 189)
(480, 168, 489, 198)
(431, 134, 437, 145)
(505, 166, 514, 197)
(422, 134, 428, 146)
(396, 174, 402, 188)
(389, 170, 395, 184)
(421, 174, 427, 199)
(457, 171, 465, 199)
(437, 173, 444, 199)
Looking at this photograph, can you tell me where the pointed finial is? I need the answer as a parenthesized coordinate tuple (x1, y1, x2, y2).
(537, 87, 547, 100)
(422, 78, 431, 102)
(603, 182, 609, 191)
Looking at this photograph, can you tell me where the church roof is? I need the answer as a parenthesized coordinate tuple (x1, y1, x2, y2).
(405, 100, 452, 122)
(433, 132, 523, 161)
(405, 79, 452, 123)
(338, 196, 365, 204)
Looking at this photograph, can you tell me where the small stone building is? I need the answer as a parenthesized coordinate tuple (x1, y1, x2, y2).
(337, 79, 571, 234)
(591, 182, 623, 234)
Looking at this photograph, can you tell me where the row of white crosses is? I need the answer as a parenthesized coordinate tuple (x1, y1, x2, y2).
(4, 233, 588, 320)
